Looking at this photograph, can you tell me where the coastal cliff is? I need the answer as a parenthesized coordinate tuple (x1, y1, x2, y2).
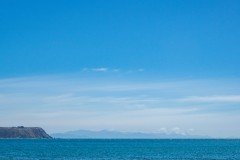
(0, 126, 52, 139)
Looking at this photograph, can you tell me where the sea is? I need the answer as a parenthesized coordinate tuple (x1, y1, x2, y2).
(0, 139, 240, 160)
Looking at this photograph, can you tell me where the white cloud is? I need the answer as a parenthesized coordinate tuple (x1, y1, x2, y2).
(91, 67, 108, 72)
(158, 127, 168, 134)
(81, 67, 109, 72)
(80, 67, 145, 73)
(157, 127, 195, 135)
(171, 127, 186, 135)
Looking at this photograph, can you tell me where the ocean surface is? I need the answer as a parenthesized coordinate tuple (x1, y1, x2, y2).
(0, 139, 240, 160)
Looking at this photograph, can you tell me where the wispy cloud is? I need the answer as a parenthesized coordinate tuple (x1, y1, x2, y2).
(91, 68, 109, 72)
(81, 67, 145, 73)
(81, 67, 115, 72)
(0, 75, 240, 137)
(179, 95, 240, 103)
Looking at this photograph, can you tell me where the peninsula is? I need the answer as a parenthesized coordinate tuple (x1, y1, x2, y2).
(0, 126, 52, 139)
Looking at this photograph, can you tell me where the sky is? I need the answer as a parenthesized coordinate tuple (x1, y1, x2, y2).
(0, 0, 240, 138)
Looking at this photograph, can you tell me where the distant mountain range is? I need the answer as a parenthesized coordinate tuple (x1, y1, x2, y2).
(51, 130, 209, 139)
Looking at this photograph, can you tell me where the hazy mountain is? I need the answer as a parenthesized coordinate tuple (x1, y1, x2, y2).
(51, 130, 209, 139)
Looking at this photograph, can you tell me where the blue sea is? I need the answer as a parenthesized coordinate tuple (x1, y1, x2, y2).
(0, 139, 240, 160)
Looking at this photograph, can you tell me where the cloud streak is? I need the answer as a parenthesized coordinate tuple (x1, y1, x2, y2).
(91, 68, 109, 72)
(81, 67, 145, 73)
(179, 95, 240, 103)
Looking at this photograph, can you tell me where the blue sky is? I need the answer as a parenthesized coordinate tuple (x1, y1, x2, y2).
(0, 0, 240, 137)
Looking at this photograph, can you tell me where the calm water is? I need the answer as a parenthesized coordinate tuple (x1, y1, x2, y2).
(0, 139, 240, 160)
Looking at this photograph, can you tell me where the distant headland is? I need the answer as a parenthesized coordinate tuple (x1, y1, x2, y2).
(0, 126, 52, 139)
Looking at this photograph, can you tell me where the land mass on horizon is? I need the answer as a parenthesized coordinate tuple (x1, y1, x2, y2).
(51, 129, 210, 139)
(0, 126, 52, 139)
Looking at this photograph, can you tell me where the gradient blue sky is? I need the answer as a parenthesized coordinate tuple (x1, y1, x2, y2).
(0, 0, 240, 137)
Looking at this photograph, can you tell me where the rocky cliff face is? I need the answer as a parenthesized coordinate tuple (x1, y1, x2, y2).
(0, 127, 52, 138)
